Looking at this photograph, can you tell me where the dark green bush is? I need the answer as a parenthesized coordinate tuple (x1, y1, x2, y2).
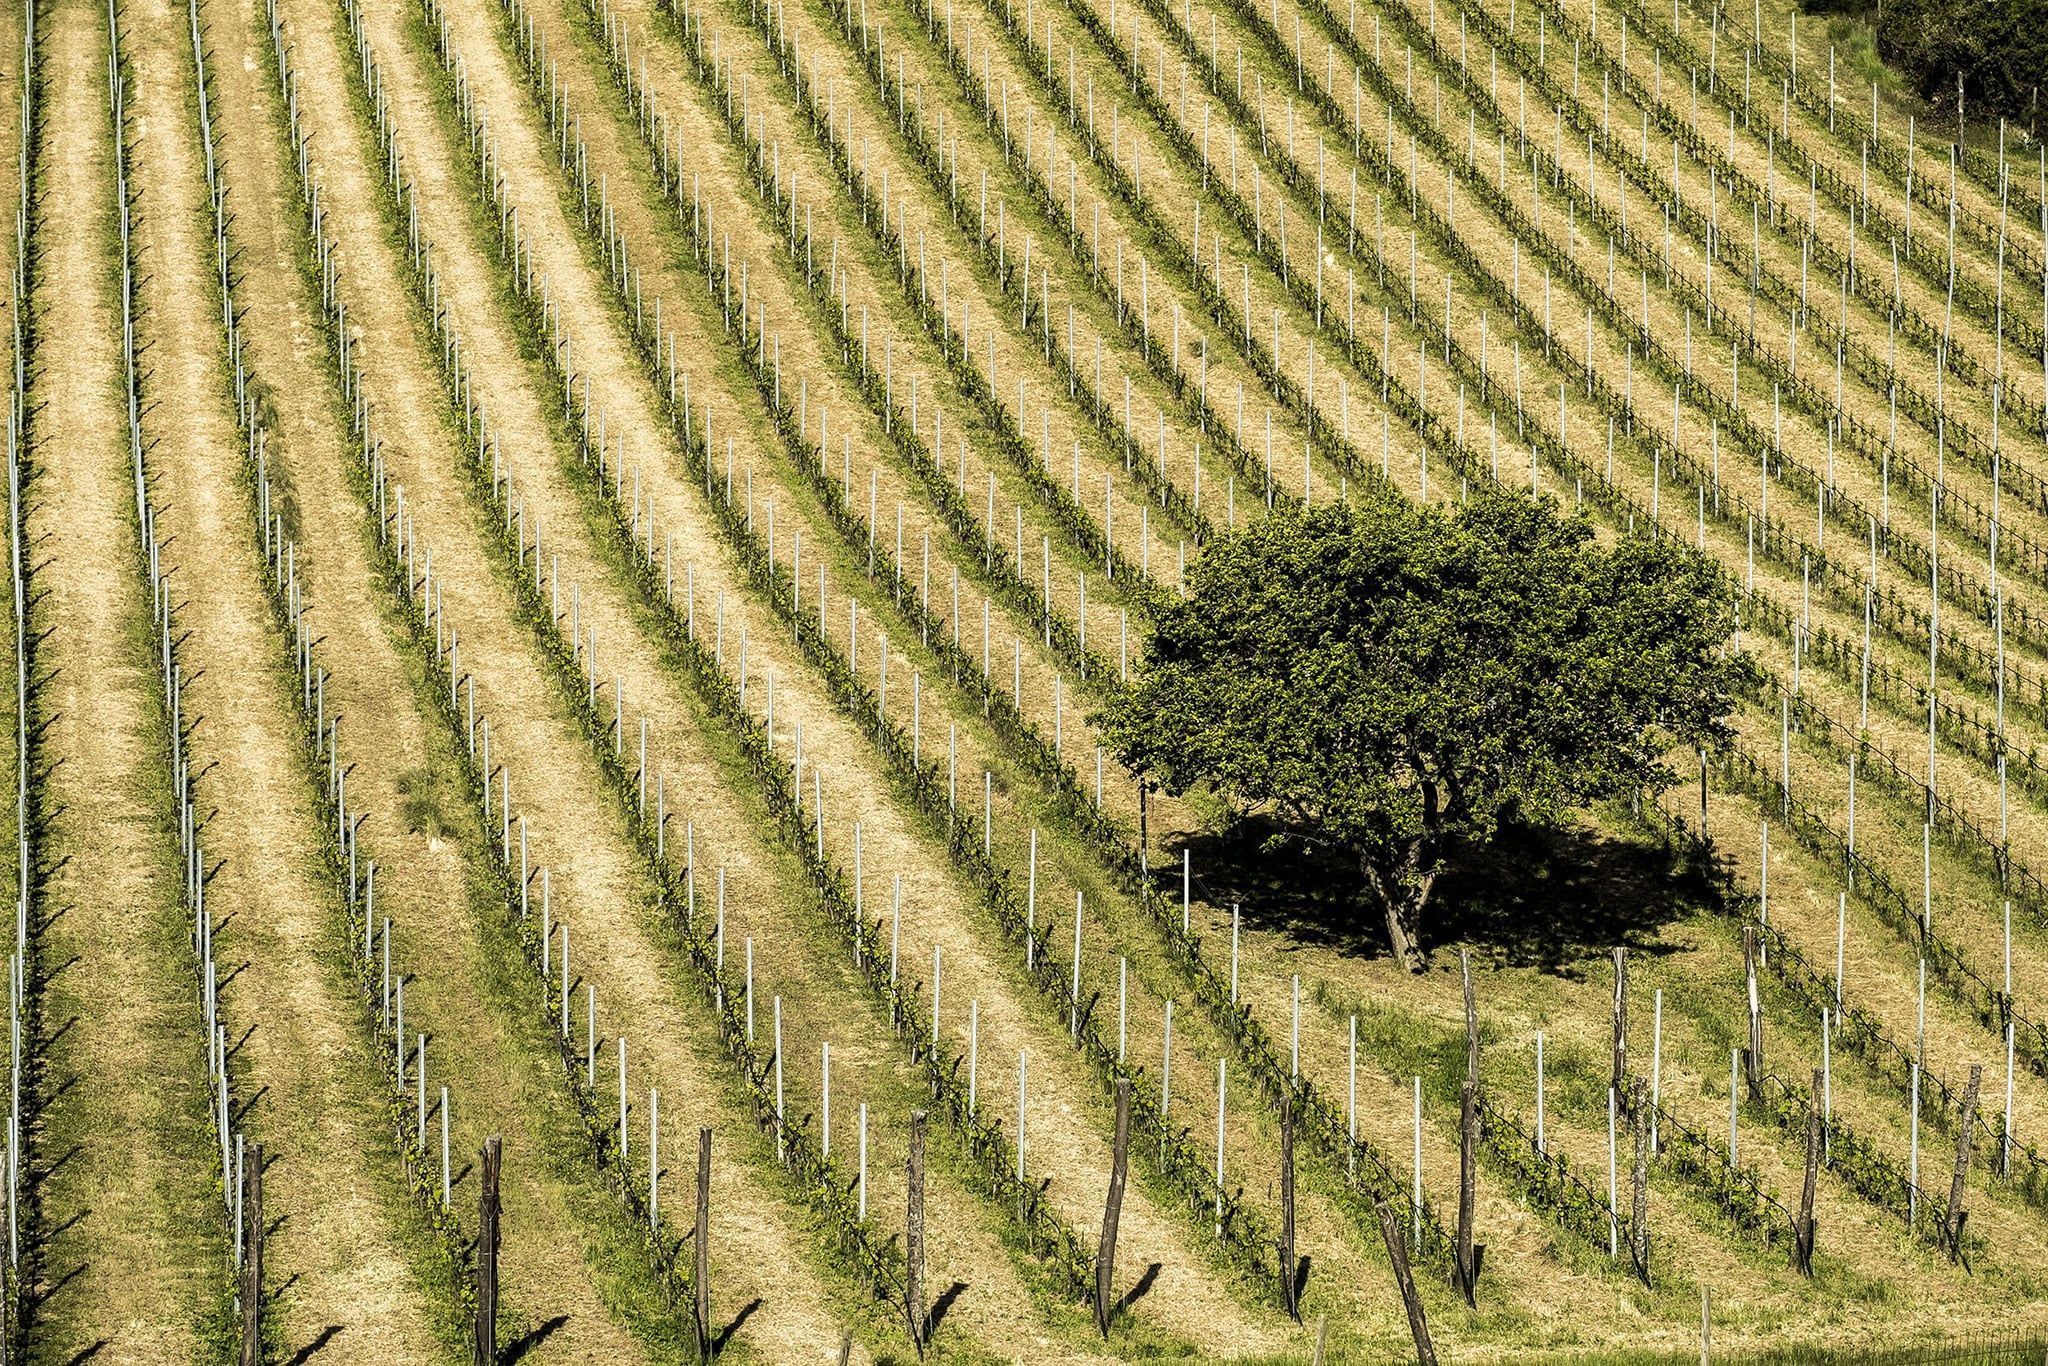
(1813, 0, 2048, 127)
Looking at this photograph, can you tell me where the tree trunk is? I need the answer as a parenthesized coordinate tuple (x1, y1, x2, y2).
(1383, 897, 1424, 973)
(1363, 845, 1433, 973)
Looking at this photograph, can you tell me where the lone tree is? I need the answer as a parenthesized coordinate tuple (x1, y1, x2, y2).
(1101, 494, 1746, 972)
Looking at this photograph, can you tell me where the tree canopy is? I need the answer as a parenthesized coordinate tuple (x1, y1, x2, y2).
(1806, 0, 2048, 127)
(1875, 0, 2047, 126)
(1100, 494, 1748, 972)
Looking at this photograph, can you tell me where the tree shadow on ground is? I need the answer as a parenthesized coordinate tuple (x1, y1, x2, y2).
(1177, 812, 1727, 976)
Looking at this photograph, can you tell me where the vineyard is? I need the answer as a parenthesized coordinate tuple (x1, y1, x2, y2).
(0, 0, 2041, 1355)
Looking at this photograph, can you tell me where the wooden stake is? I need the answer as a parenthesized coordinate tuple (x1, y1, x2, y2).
(1730, 1050, 1741, 1163)
(1911, 1062, 1922, 1227)
(240, 1142, 264, 1366)
(1611, 947, 1628, 1098)
(1608, 1087, 1620, 1258)
(1375, 1200, 1437, 1366)
(1795, 1069, 1820, 1275)
(1138, 780, 1149, 862)
(1096, 1079, 1130, 1336)
(1629, 1080, 1650, 1285)
(1456, 951, 1481, 1305)
(1946, 1065, 1980, 1264)
(1279, 1092, 1299, 1318)
(476, 1136, 501, 1366)
(906, 1110, 929, 1354)
(695, 1128, 712, 1363)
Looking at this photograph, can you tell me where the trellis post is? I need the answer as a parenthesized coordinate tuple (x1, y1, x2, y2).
(1945, 1066, 1980, 1264)
(695, 1127, 712, 1362)
(240, 1142, 263, 1366)
(1629, 1080, 1650, 1285)
(907, 1110, 929, 1354)
(1455, 951, 1482, 1305)
(1375, 1200, 1436, 1366)
(1611, 947, 1628, 1099)
(1742, 926, 1763, 1098)
(1795, 1070, 1820, 1276)
(1279, 1092, 1299, 1318)
(476, 1136, 501, 1366)
(1096, 1079, 1130, 1336)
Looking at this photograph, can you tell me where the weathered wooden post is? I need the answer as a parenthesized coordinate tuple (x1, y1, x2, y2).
(1375, 1200, 1437, 1366)
(1795, 1070, 1821, 1276)
(1945, 1065, 1980, 1264)
(907, 1110, 929, 1355)
(1629, 1081, 1649, 1285)
(1611, 947, 1628, 1100)
(1455, 951, 1482, 1306)
(1137, 781, 1148, 866)
(241, 1142, 264, 1366)
(695, 1128, 712, 1362)
(1279, 1092, 1299, 1319)
(1699, 749, 1709, 837)
(476, 1136, 501, 1366)
(1096, 1079, 1130, 1336)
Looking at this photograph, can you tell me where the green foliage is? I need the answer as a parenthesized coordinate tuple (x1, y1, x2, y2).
(1888, 0, 2048, 121)
(1820, 12, 1899, 93)
(1101, 494, 1747, 969)
(1816, 0, 2048, 123)
(394, 764, 454, 840)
